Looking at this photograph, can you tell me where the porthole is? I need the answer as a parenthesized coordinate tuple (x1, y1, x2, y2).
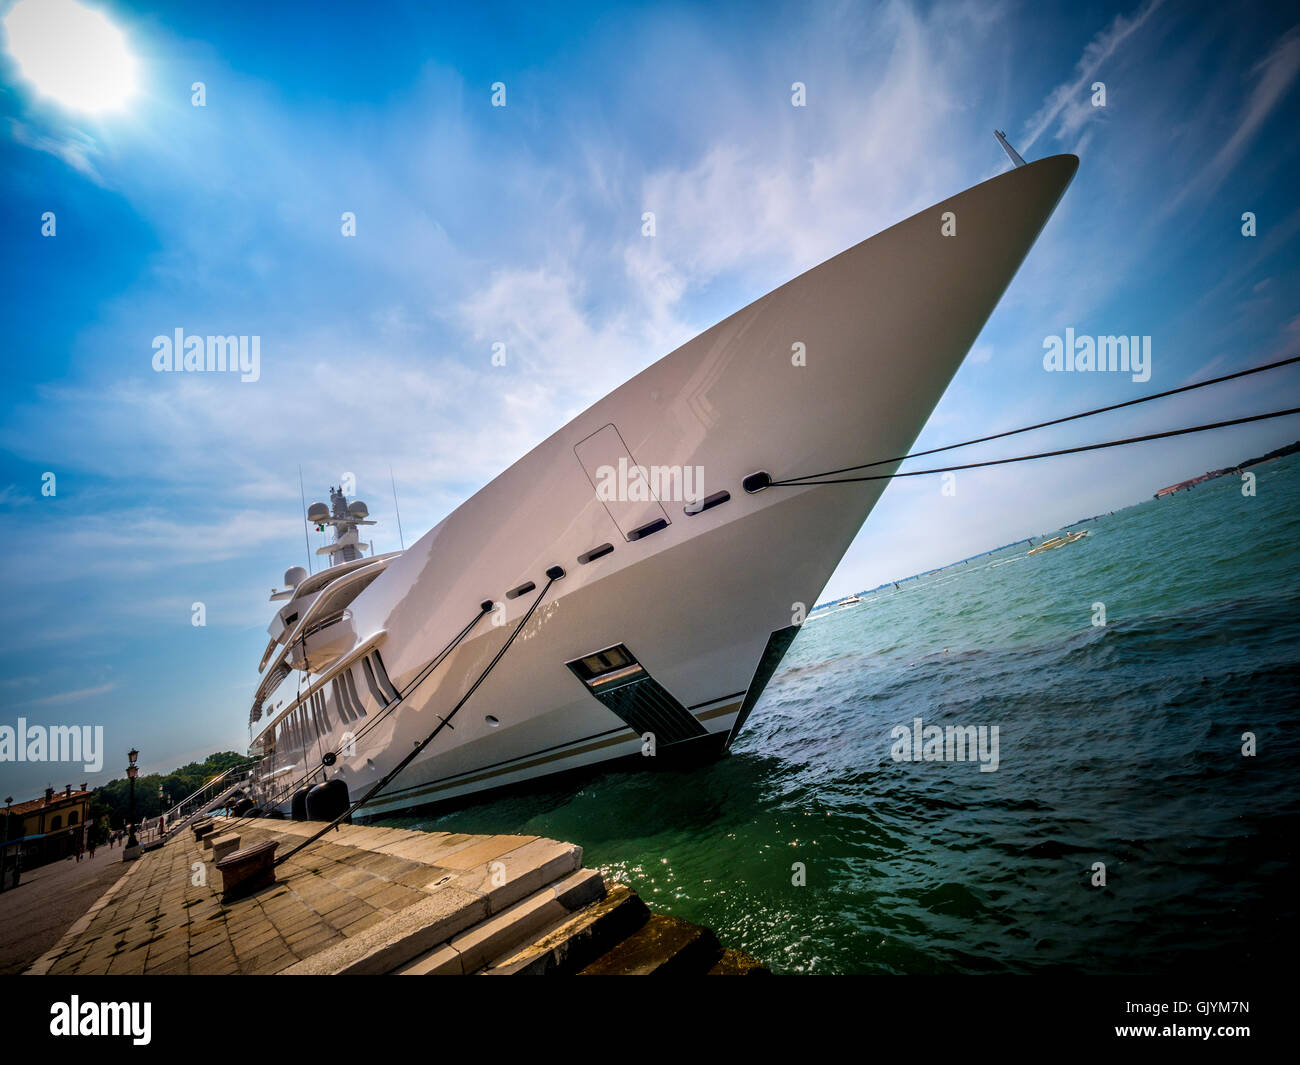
(627, 517, 669, 541)
(578, 543, 614, 564)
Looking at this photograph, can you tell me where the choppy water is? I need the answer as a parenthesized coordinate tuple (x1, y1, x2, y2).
(385, 453, 1300, 973)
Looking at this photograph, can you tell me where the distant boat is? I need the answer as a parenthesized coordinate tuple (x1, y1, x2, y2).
(1028, 530, 1089, 555)
(840, 594, 863, 607)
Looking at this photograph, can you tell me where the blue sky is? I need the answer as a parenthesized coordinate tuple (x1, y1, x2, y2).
(1, 0, 1298, 795)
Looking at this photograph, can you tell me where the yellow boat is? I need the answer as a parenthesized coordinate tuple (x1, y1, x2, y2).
(1027, 530, 1089, 555)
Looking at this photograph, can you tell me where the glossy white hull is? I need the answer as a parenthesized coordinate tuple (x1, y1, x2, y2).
(248, 154, 1079, 817)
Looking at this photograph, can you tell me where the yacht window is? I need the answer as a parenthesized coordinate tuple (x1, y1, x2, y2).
(332, 678, 355, 722)
(312, 689, 332, 732)
(506, 581, 536, 600)
(371, 651, 399, 702)
(343, 669, 368, 717)
(362, 656, 391, 708)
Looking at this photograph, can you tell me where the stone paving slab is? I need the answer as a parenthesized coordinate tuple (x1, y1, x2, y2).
(25, 819, 583, 976)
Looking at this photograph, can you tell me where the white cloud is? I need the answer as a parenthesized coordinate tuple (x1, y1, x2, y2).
(6, 117, 102, 180)
(11, 681, 116, 708)
(1164, 25, 1300, 213)
(1021, 0, 1166, 152)
(622, 2, 993, 310)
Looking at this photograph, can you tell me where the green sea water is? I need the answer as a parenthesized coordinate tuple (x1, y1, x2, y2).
(385, 452, 1300, 974)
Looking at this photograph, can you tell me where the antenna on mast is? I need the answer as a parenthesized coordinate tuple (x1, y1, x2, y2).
(298, 465, 313, 575)
(994, 129, 1027, 168)
(389, 466, 406, 551)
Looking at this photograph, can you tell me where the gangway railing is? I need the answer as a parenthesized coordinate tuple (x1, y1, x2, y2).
(157, 760, 261, 841)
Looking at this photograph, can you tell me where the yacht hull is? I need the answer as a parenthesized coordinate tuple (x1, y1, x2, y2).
(249, 154, 1079, 817)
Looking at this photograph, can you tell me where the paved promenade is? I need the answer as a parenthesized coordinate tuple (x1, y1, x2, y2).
(0, 845, 131, 975)
(25, 818, 768, 975)
(28, 819, 589, 975)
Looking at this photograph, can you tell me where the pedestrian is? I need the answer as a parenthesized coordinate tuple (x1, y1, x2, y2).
(88, 839, 97, 859)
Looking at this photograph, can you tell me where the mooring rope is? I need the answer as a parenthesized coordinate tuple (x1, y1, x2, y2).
(337, 605, 491, 759)
(274, 569, 562, 865)
(208, 601, 493, 838)
(772, 353, 1300, 486)
(767, 406, 1300, 486)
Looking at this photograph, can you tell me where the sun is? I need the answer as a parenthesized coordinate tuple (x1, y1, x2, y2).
(3, 0, 138, 114)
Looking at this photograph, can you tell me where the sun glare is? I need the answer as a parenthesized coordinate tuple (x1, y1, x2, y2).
(3, 0, 138, 114)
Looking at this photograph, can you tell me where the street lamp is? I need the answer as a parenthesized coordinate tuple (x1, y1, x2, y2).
(125, 748, 139, 849)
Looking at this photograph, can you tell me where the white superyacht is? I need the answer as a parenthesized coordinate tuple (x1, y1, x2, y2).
(245, 148, 1079, 818)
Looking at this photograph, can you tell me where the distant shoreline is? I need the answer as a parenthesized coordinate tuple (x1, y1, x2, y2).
(1153, 439, 1300, 498)
(813, 440, 1299, 612)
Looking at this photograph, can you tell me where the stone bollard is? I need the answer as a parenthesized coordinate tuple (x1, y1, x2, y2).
(210, 833, 241, 863)
(215, 840, 277, 901)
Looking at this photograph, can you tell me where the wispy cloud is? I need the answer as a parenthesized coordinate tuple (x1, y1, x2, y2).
(1164, 25, 1300, 213)
(624, 1, 995, 307)
(1021, 0, 1166, 151)
(10, 681, 116, 708)
(5, 117, 102, 180)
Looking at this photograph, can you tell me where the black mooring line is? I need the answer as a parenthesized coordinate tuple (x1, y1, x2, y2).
(274, 576, 558, 866)
(775, 353, 1300, 485)
(770, 406, 1300, 486)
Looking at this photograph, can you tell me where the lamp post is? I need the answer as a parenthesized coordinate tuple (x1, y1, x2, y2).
(125, 748, 139, 849)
